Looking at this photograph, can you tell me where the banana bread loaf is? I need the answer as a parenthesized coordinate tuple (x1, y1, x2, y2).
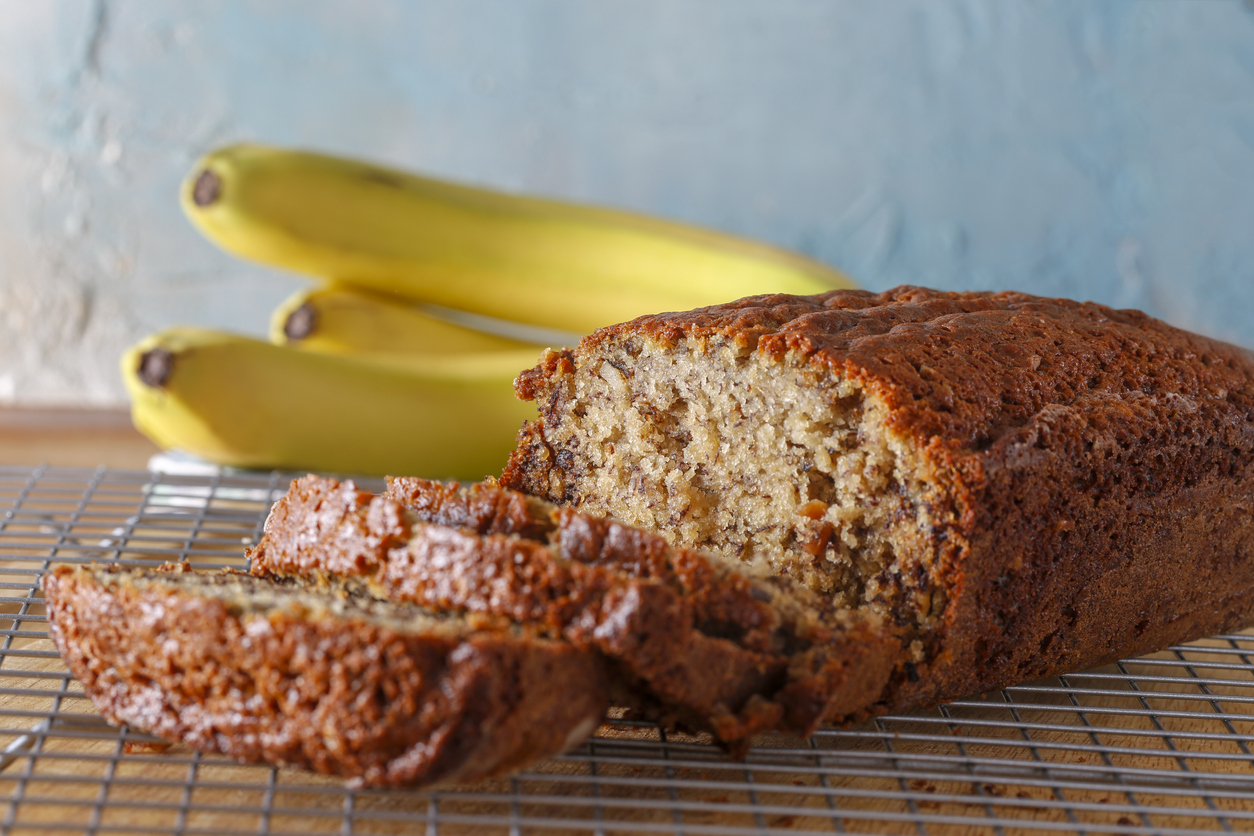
(247, 474, 893, 748)
(44, 563, 609, 788)
(501, 286, 1254, 716)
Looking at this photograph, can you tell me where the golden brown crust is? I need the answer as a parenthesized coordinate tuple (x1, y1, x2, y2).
(44, 564, 609, 788)
(893, 387, 1254, 712)
(249, 475, 894, 747)
(502, 286, 1254, 715)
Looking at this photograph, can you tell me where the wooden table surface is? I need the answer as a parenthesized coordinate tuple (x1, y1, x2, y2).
(0, 407, 161, 471)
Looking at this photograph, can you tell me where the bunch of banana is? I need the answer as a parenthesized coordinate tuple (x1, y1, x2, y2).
(123, 144, 855, 478)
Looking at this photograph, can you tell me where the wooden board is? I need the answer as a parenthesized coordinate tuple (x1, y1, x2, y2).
(0, 408, 159, 471)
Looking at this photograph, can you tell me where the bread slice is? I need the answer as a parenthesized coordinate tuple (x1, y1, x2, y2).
(44, 563, 609, 788)
(500, 286, 1254, 715)
(248, 474, 894, 749)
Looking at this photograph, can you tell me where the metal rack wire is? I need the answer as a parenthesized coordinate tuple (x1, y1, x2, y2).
(1, 465, 1252, 835)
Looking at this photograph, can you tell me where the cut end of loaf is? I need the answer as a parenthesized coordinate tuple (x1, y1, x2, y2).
(504, 335, 944, 640)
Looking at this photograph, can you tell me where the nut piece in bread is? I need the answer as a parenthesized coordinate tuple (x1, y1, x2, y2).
(44, 563, 609, 788)
(501, 286, 1254, 715)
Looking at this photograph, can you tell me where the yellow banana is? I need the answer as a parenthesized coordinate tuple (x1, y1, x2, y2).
(182, 144, 856, 335)
(270, 285, 544, 357)
(121, 327, 539, 479)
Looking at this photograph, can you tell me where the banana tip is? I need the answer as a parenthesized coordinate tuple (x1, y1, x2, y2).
(283, 303, 318, 340)
(191, 169, 221, 207)
(137, 348, 174, 388)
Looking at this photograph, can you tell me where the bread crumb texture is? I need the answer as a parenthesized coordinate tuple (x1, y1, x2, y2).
(512, 324, 929, 616)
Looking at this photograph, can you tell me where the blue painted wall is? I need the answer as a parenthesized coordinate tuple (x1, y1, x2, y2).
(1, 1, 1252, 404)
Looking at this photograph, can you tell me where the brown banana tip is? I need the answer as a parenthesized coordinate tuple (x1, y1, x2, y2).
(137, 348, 174, 388)
(191, 169, 221, 207)
(283, 303, 318, 340)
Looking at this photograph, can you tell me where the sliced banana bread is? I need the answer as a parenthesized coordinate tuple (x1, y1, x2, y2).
(248, 474, 894, 748)
(44, 563, 609, 788)
(500, 286, 1254, 715)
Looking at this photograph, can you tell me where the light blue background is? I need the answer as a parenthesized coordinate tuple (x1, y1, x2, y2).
(1, 0, 1252, 404)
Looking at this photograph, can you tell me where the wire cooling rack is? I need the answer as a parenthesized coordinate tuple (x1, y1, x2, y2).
(2, 466, 1254, 836)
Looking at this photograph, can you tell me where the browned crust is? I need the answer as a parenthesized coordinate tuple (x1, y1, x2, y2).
(886, 388, 1254, 713)
(44, 564, 609, 788)
(501, 286, 1254, 714)
(249, 475, 895, 747)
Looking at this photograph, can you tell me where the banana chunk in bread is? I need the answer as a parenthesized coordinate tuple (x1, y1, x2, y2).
(248, 474, 893, 748)
(501, 286, 1254, 715)
(44, 563, 609, 788)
